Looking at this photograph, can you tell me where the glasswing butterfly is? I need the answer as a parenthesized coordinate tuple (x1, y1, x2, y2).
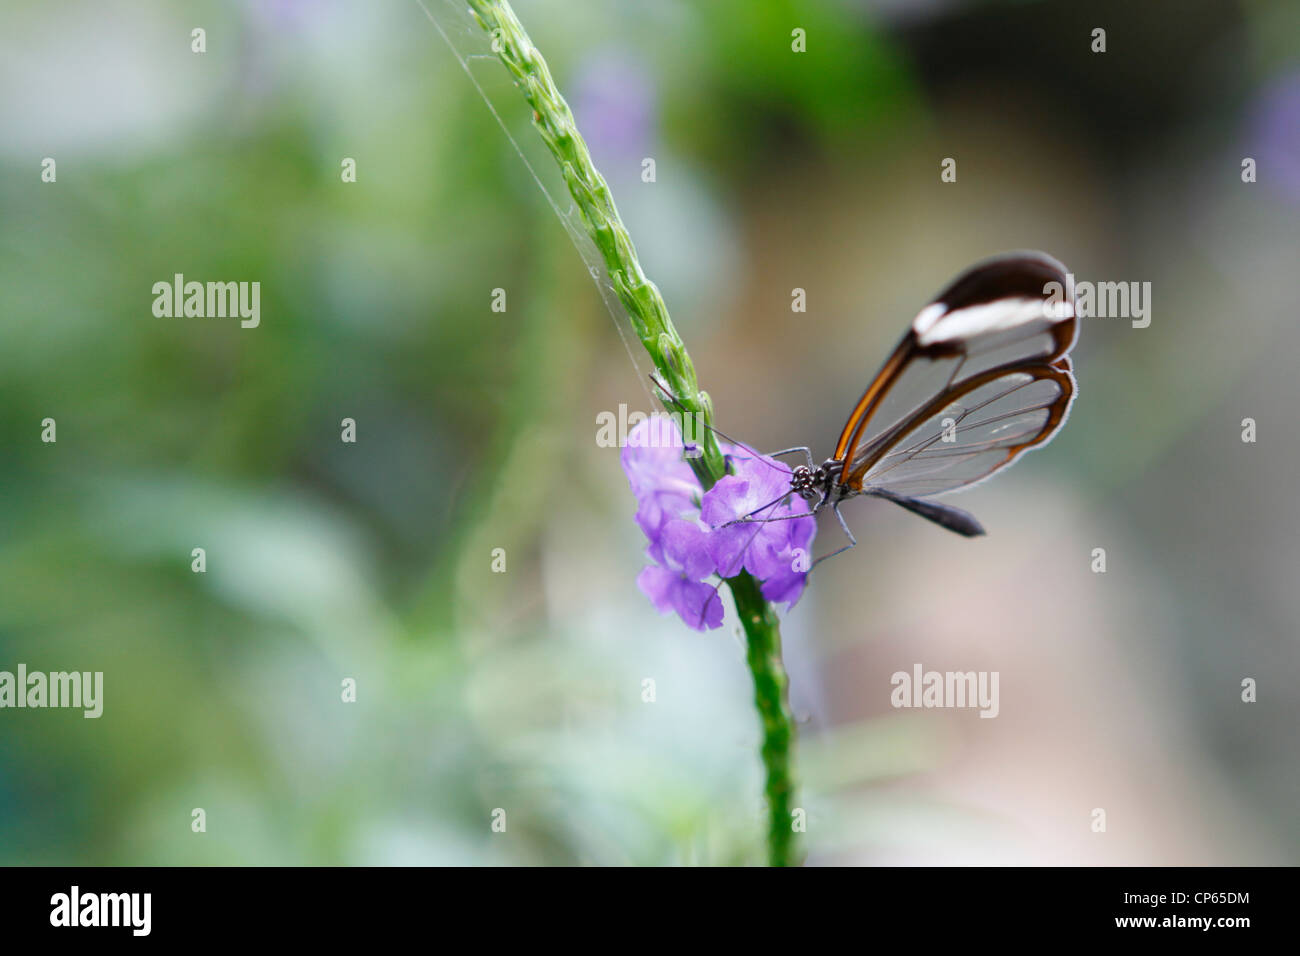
(659, 251, 1079, 565)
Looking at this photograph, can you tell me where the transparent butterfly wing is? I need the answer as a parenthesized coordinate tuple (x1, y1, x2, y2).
(853, 361, 1075, 497)
(834, 252, 1078, 498)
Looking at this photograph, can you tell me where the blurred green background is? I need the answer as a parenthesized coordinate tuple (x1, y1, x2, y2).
(1, 0, 1297, 865)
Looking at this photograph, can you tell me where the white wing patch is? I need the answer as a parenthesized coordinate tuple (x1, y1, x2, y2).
(912, 296, 1072, 347)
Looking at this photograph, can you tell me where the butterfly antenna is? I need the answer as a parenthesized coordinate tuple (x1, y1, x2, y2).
(647, 373, 794, 478)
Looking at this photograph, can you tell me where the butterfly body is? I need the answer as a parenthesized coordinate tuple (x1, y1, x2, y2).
(780, 454, 986, 554)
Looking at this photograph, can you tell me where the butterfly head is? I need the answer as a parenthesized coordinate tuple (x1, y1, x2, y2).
(790, 463, 829, 503)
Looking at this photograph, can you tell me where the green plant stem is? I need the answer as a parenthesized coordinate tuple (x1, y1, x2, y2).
(728, 572, 798, 867)
(466, 0, 801, 866)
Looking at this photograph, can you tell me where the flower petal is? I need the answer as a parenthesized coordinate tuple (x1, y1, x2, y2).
(670, 577, 725, 631)
(636, 565, 679, 615)
(660, 518, 716, 581)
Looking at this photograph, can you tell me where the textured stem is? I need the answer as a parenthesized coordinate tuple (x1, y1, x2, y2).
(728, 573, 799, 866)
(467, 0, 801, 867)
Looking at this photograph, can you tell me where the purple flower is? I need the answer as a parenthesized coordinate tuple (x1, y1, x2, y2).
(636, 521, 723, 631)
(757, 514, 816, 607)
(621, 414, 703, 564)
(620, 416, 816, 629)
(700, 452, 817, 609)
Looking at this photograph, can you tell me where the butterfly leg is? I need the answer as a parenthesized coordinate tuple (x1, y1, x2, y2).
(811, 501, 857, 569)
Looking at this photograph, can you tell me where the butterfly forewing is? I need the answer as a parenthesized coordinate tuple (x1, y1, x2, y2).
(834, 252, 1078, 497)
